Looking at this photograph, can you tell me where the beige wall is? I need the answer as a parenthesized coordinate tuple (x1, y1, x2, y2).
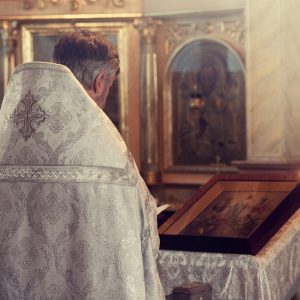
(143, 0, 245, 15)
(0, 0, 244, 17)
(246, 0, 300, 161)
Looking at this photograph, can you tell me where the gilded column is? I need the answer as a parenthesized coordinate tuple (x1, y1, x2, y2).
(0, 21, 9, 102)
(0, 21, 18, 99)
(134, 18, 161, 185)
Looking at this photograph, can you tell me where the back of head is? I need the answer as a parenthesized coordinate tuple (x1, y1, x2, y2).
(52, 30, 119, 90)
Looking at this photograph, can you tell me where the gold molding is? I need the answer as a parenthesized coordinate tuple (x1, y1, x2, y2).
(164, 17, 244, 57)
(22, 0, 125, 12)
(134, 17, 161, 44)
(134, 18, 161, 183)
(0, 20, 18, 92)
(0, 13, 142, 21)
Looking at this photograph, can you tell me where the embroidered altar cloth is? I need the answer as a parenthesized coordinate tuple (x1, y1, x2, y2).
(158, 209, 300, 300)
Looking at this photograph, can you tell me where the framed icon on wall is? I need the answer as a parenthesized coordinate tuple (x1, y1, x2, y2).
(164, 38, 246, 170)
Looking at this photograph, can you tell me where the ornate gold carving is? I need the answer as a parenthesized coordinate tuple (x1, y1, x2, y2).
(216, 19, 244, 44)
(111, 0, 125, 7)
(134, 18, 161, 44)
(134, 18, 161, 182)
(22, 0, 125, 11)
(11, 91, 47, 141)
(0, 21, 18, 92)
(164, 17, 244, 57)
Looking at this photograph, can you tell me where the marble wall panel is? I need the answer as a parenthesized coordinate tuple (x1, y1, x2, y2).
(247, 0, 300, 161)
(143, 0, 245, 15)
(247, 0, 285, 160)
(283, 0, 300, 159)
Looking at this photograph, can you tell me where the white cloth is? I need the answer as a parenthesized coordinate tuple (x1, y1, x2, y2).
(158, 209, 300, 300)
(0, 62, 165, 299)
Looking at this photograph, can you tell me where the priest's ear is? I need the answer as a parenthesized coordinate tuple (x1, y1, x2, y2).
(93, 72, 106, 96)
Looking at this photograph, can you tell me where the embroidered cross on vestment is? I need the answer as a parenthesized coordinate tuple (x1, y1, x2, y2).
(11, 91, 46, 141)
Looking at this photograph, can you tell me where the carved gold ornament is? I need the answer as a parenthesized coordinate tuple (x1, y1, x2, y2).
(165, 18, 244, 56)
(22, 0, 125, 11)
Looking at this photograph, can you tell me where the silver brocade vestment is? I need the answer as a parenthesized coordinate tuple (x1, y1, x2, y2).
(0, 62, 165, 299)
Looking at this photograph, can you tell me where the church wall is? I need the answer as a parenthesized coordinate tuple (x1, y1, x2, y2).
(247, 0, 300, 162)
(283, 0, 300, 160)
(0, 1, 299, 206)
(143, 0, 245, 15)
(246, 0, 283, 160)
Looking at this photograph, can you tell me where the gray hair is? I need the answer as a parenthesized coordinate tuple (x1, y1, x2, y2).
(52, 30, 120, 89)
(71, 58, 119, 89)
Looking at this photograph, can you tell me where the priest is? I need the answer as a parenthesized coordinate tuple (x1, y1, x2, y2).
(0, 30, 165, 299)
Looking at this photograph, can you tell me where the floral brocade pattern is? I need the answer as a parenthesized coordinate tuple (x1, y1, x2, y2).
(0, 62, 164, 299)
(40, 193, 68, 225)
(0, 179, 164, 299)
(46, 102, 72, 134)
(70, 240, 93, 272)
(11, 237, 39, 270)
(0, 193, 12, 220)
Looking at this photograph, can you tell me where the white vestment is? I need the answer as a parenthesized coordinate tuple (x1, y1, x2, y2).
(0, 62, 165, 299)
